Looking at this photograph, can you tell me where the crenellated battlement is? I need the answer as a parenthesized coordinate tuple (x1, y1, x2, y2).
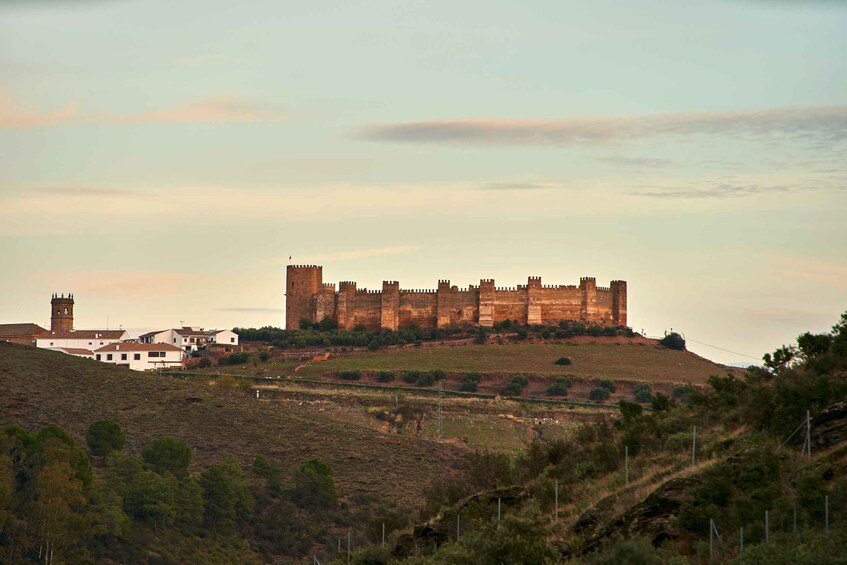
(285, 266, 626, 330)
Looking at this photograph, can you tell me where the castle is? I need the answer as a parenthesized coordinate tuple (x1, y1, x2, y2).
(285, 265, 627, 331)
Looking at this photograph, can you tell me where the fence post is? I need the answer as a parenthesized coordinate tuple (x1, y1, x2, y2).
(765, 510, 769, 543)
(625, 445, 629, 486)
(739, 526, 743, 553)
(826, 495, 829, 535)
(497, 498, 501, 530)
(692, 426, 697, 465)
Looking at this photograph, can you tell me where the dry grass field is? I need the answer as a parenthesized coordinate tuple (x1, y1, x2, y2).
(298, 341, 732, 384)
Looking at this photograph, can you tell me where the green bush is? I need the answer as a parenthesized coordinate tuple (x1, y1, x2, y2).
(416, 372, 436, 387)
(588, 325, 603, 337)
(339, 370, 362, 381)
(597, 379, 616, 393)
(402, 371, 421, 384)
(602, 326, 618, 336)
(142, 437, 192, 478)
(546, 382, 568, 396)
(221, 352, 249, 365)
(377, 370, 395, 383)
(589, 387, 611, 401)
(555, 328, 575, 339)
(502, 376, 529, 396)
(86, 419, 125, 457)
(634, 383, 652, 403)
(197, 357, 212, 368)
(460, 372, 482, 392)
(554, 357, 572, 366)
(659, 332, 686, 350)
(367, 339, 380, 351)
(258, 351, 270, 362)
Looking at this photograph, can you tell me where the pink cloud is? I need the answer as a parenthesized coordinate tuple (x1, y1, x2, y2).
(0, 96, 282, 129)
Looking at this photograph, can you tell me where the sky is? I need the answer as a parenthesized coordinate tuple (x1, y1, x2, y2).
(1, 0, 845, 365)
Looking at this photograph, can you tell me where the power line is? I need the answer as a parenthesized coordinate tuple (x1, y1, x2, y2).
(683, 337, 761, 361)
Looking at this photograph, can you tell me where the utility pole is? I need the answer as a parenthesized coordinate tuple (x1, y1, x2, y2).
(806, 410, 812, 461)
(456, 512, 460, 541)
(497, 498, 501, 530)
(692, 426, 697, 465)
(625, 445, 629, 486)
(765, 511, 769, 543)
(554, 480, 559, 522)
(437, 378, 443, 440)
(382, 523, 385, 547)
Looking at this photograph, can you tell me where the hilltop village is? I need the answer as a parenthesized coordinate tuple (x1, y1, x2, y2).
(0, 293, 238, 371)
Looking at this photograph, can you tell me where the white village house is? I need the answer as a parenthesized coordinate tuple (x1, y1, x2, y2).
(94, 342, 184, 371)
(36, 329, 128, 352)
(139, 327, 238, 353)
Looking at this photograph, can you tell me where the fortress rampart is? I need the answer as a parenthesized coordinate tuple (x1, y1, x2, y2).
(285, 265, 627, 331)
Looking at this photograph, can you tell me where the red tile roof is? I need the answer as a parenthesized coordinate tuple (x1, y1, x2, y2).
(39, 329, 127, 340)
(0, 323, 48, 338)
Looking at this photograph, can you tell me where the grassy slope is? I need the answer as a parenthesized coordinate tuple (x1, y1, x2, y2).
(0, 342, 459, 506)
(298, 341, 730, 384)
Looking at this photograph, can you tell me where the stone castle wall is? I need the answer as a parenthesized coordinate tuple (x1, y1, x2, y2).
(285, 265, 627, 330)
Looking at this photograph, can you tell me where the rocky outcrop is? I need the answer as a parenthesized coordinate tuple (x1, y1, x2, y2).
(569, 476, 703, 557)
(811, 402, 847, 450)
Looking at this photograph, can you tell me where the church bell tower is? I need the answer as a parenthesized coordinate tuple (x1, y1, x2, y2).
(51, 293, 74, 332)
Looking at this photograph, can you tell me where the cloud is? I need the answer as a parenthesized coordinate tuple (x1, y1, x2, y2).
(773, 256, 847, 288)
(299, 246, 421, 262)
(0, 96, 283, 129)
(628, 181, 796, 199)
(358, 105, 847, 147)
(32, 186, 148, 198)
(596, 156, 674, 168)
(29, 270, 206, 297)
(477, 180, 561, 191)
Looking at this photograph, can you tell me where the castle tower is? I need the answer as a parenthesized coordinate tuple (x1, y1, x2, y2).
(51, 293, 74, 332)
(285, 265, 322, 329)
(611, 280, 627, 326)
(579, 277, 597, 322)
(380, 281, 400, 331)
(436, 280, 451, 328)
(527, 276, 542, 326)
(478, 279, 495, 327)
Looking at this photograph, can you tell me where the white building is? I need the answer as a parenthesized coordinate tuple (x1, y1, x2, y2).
(36, 329, 128, 351)
(93, 342, 184, 371)
(139, 327, 239, 353)
(54, 347, 95, 360)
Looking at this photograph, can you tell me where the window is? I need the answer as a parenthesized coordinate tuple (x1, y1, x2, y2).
(106, 354, 113, 361)
(50, 342, 53, 346)
(230, 337, 235, 343)
(173, 338, 177, 343)
(88, 342, 92, 345)
(96, 354, 101, 361)
(134, 353, 140, 360)
(148, 351, 165, 358)
(121, 353, 127, 361)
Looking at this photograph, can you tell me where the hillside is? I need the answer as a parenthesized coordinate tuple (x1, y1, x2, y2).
(296, 339, 732, 384)
(0, 342, 459, 508)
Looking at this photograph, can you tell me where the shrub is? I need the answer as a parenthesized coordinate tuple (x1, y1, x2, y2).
(197, 357, 212, 368)
(460, 372, 482, 392)
(554, 357, 572, 366)
(555, 328, 575, 339)
(597, 379, 616, 393)
(672, 384, 694, 401)
(402, 371, 421, 384)
(339, 370, 361, 381)
(588, 325, 603, 337)
(659, 332, 686, 350)
(634, 383, 652, 403)
(142, 436, 192, 478)
(589, 387, 611, 401)
(431, 369, 446, 381)
(367, 339, 380, 351)
(502, 376, 529, 396)
(602, 326, 618, 336)
(86, 420, 125, 457)
(221, 352, 249, 365)
(258, 350, 270, 362)
(546, 382, 568, 396)
(416, 372, 436, 387)
(651, 392, 671, 411)
(377, 370, 395, 383)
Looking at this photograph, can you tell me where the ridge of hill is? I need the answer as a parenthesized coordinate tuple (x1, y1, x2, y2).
(0, 342, 459, 507)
